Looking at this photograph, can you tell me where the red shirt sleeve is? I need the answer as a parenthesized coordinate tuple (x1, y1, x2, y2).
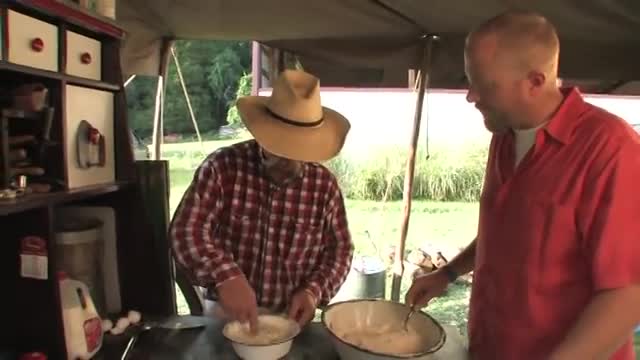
(578, 140, 640, 290)
(169, 158, 243, 288)
(302, 179, 354, 305)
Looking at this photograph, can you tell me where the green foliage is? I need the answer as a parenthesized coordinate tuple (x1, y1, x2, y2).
(125, 40, 251, 139)
(226, 72, 253, 128)
(162, 139, 488, 203)
(125, 75, 158, 138)
(326, 144, 488, 202)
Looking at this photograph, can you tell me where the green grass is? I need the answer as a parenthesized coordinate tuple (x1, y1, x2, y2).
(345, 200, 477, 255)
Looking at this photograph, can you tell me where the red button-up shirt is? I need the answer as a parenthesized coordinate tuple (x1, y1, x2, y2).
(469, 88, 640, 359)
(170, 140, 354, 311)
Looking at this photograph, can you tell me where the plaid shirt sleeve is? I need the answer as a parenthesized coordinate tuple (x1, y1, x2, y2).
(302, 181, 354, 305)
(169, 158, 243, 288)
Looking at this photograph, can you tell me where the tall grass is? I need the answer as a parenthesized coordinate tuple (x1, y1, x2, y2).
(326, 144, 488, 202)
(162, 140, 488, 203)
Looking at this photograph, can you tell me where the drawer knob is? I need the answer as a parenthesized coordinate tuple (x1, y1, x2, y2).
(80, 52, 92, 64)
(30, 38, 44, 52)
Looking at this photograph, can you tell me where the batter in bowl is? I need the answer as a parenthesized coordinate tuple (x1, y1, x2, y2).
(338, 324, 427, 355)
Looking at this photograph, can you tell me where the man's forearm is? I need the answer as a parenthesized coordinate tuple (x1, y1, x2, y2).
(551, 285, 640, 359)
(171, 217, 242, 287)
(305, 245, 353, 305)
(443, 239, 477, 276)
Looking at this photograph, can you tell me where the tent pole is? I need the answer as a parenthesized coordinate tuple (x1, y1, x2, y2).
(391, 35, 439, 302)
(124, 74, 136, 88)
(171, 47, 203, 148)
(251, 41, 262, 95)
(268, 48, 286, 81)
(151, 76, 163, 160)
(159, 43, 171, 155)
(152, 38, 173, 160)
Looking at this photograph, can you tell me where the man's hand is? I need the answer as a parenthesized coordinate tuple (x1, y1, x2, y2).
(288, 290, 317, 327)
(405, 269, 450, 308)
(217, 276, 258, 332)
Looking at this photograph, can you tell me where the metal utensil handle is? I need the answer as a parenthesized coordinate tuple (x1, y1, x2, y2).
(403, 307, 415, 330)
(121, 333, 140, 360)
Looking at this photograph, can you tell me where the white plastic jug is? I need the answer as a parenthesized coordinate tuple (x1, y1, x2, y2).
(58, 272, 103, 360)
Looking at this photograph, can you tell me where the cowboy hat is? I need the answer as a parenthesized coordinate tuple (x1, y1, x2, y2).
(236, 69, 351, 162)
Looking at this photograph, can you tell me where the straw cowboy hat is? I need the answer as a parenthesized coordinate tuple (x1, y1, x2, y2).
(236, 69, 351, 162)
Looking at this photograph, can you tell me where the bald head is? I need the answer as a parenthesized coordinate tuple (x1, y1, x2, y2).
(466, 10, 560, 79)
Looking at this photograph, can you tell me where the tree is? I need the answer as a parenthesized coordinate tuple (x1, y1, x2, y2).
(226, 72, 253, 128)
(126, 40, 252, 139)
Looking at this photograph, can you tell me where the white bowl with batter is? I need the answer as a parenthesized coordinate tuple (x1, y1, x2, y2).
(322, 299, 446, 360)
(222, 314, 301, 360)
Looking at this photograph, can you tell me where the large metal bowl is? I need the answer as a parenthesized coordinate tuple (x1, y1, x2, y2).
(322, 299, 446, 360)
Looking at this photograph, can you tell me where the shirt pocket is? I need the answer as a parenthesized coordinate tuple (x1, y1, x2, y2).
(515, 197, 579, 292)
(279, 215, 324, 267)
(219, 206, 263, 250)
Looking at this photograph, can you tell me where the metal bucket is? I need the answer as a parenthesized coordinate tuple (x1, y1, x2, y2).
(54, 216, 105, 315)
(332, 256, 387, 302)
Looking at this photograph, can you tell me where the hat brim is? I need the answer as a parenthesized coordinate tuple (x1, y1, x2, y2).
(236, 96, 351, 162)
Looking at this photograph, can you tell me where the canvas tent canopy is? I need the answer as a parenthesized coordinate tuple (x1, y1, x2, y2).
(114, 0, 640, 304)
(117, 0, 640, 93)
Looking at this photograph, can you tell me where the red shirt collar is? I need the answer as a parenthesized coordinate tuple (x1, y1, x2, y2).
(543, 87, 589, 145)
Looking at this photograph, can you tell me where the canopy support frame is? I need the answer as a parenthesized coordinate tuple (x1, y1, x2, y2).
(390, 34, 440, 302)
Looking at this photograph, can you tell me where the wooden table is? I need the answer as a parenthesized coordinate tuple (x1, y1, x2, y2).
(98, 316, 339, 359)
(97, 316, 468, 359)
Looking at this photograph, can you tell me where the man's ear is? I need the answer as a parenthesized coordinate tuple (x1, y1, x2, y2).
(527, 70, 546, 94)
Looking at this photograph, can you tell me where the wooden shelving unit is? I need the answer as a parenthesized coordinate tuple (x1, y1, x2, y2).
(0, 1, 175, 358)
(0, 63, 122, 92)
(0, 181, 131, 216)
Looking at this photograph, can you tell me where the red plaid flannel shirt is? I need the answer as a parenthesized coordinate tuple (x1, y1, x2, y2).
(170, 140, 353, 310)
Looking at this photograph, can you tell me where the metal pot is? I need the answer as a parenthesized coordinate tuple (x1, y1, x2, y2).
(332, 256, 386, 302)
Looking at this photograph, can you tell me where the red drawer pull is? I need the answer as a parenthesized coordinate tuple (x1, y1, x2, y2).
(88, 126, 101, 145)
(80, 52, 92, 64)
(30, 38, 44, 52)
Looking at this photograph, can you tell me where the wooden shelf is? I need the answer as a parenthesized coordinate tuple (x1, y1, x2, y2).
(0, 61, 63, 81)
(0, 62, 121, 92)
(66, 75, 121, 91)
(0, 181, 132, 216)
(1, 108, 41, 119)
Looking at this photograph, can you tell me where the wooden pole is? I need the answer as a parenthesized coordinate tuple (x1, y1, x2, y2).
(391, 35, 439, 302)
(171, 46, 203, 148)
(151, 38, 173, 160)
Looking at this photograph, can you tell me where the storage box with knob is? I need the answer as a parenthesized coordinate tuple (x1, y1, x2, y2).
(64, 85, 115, 189)
(65, 31, 102, 81)
(6, 10, 59, 72)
